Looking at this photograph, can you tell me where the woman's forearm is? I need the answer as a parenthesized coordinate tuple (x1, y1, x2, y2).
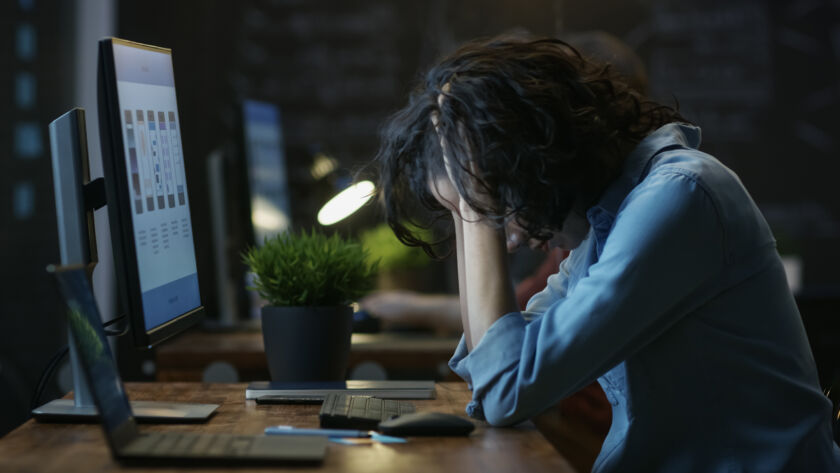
(453, 215, 474, 350)
(460, 215, 518, 348)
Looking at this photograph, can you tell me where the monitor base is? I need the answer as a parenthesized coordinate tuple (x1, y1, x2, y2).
(32, 398, 218, 423)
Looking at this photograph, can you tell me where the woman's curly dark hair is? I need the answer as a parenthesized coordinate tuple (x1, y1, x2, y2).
(375, 34, 686, 257)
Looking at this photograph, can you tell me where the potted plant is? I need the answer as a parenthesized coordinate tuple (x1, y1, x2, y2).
(243, 229, 378, 381)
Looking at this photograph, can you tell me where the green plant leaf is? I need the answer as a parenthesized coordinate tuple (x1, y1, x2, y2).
(242, 229, 379, 307)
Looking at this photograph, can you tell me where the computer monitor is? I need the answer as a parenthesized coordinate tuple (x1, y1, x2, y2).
(206, 99, 291, 325)
(36, 105, 217, 422)
(238, 99, 291, 245)
(97, 37, 203, 348)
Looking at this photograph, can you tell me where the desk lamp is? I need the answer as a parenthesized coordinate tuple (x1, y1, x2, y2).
(317, 180, 376, 226)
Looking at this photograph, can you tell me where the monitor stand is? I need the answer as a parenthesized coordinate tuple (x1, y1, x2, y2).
(35, 108, 218, 423)
(32, 330, 218, 423)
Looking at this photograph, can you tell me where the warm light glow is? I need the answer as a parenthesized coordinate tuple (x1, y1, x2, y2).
(252, 196, 290, 233)
(317, 180, 375, 226)
(310, 153, 338, 180)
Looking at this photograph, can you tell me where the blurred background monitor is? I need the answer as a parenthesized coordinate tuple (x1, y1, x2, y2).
(98, 37, 204, 349)
(239, 99, 291, 245)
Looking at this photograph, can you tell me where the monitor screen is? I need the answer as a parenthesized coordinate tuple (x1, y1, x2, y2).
(241, 100, 291, 243)
(99, 38, 203, 347)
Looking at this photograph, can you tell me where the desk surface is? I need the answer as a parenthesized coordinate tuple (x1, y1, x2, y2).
(0, 382, 578, 473)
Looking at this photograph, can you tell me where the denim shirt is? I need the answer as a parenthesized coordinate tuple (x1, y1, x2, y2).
(449, 123, 840, 472)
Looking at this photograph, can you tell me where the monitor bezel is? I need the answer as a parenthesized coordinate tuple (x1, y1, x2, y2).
(97, 37, 204, 349)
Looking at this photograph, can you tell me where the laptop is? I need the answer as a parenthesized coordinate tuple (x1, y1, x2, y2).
(50, 264, 327, 465)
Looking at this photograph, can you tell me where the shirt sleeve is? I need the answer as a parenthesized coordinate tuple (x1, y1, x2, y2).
(449, 169, 726, 426)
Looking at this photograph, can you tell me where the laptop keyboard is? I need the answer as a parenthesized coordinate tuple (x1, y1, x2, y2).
(319, 393, 416, 430)
(126, 432, 257, 457)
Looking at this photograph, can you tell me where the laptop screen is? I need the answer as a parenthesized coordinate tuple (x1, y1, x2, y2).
(51, 267, 135, 434)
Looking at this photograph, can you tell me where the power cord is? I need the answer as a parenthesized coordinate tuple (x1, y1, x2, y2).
(30, 314, 127, 411)
(30, 345, 69, 411)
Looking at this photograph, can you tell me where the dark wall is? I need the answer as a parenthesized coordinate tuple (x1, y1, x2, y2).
(562, 0, 840, 292)
(112, 0, 840, 326)
(0, 0, 78, 436)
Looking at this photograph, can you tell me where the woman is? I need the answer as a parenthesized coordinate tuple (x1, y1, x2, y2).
(375, 35, 839, 472)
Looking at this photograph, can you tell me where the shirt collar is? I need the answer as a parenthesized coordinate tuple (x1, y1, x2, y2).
(585, 123, 703, 237)
(623, 122, 702, 184)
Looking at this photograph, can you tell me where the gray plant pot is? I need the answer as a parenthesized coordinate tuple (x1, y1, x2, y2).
(261, 305, 353, 382)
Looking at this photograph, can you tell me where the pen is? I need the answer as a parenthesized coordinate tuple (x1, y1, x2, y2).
(265, 425, 407, 443)
(265, 425, 368, 438)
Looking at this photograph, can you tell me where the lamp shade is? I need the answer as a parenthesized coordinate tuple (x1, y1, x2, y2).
(317, 180, 375, 226)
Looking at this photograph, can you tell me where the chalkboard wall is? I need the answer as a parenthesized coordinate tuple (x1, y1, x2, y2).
(566, 0, 840, 293)
(118, 0, 840, 325)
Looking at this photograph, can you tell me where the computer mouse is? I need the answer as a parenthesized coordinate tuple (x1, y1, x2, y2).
(378, 411, 475, 436)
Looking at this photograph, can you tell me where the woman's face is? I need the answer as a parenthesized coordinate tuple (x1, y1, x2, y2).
(505, 211, 590, 253)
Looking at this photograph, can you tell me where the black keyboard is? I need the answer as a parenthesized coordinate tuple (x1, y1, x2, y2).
(319, 394, 416, 430)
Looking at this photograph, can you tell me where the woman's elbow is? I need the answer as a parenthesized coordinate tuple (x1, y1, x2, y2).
(476, 369, 543, 426)
(481, 392, 530, 427)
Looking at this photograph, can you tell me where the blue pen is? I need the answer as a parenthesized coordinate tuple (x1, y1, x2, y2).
(265, 425, 368, 437)
(265, 425, 407, 443)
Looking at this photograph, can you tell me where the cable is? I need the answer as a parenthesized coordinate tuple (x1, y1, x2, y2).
(30, 314, 128, 410)
(103, 314, 128, 337)
(30, 345, 69, 411)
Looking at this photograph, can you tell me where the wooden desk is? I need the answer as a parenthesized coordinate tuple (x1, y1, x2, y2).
(155, 331, 461, 382)
(0, 382, 578, 473)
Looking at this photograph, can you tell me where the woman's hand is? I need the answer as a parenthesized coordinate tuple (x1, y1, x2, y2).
(427, 162, 489, 223)
(431, 112, 494, 221)
(428, 172, 462, 217)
